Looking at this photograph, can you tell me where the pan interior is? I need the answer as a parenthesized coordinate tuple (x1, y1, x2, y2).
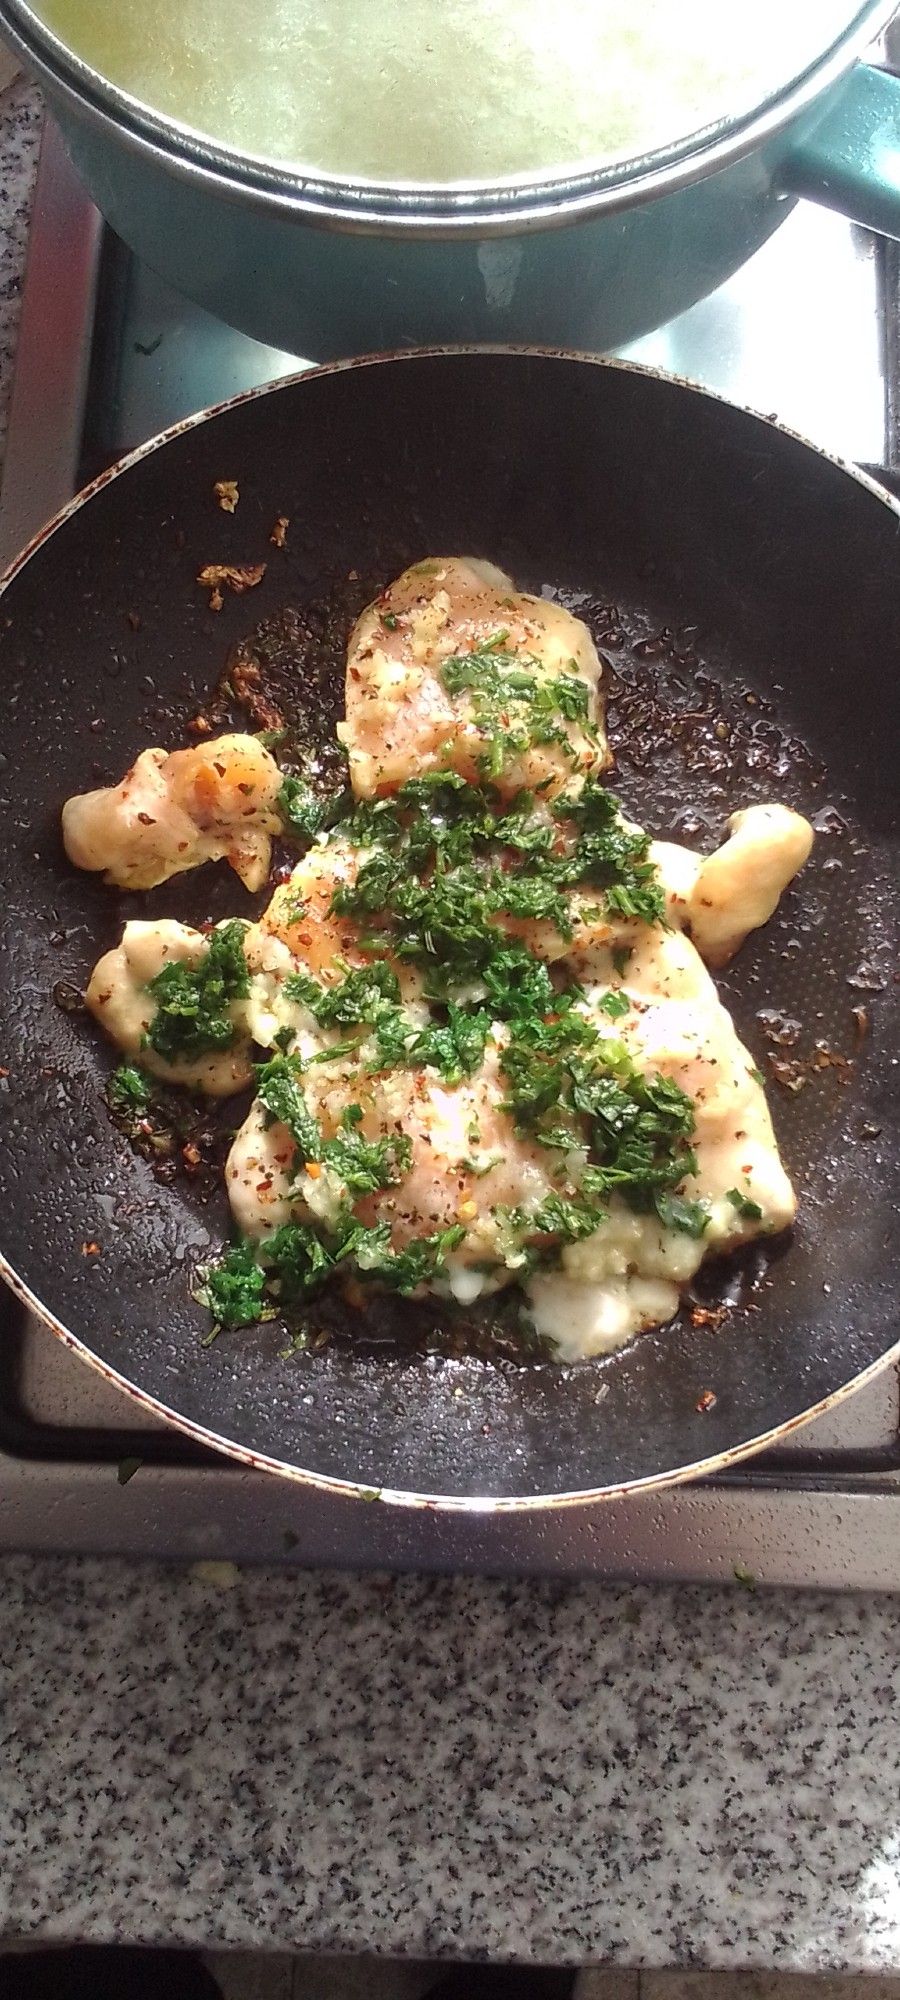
(0, 352, 896, 1501)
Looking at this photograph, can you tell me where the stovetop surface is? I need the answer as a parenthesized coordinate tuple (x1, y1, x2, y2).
(0, 102, 898, 1583)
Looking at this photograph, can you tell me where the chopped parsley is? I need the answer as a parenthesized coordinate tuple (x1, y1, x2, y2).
(598, 990, 630, 1021)
(199, 1217, 465, 1327)
(107, 1065, 151, 1115)
(402, 1005, 492, 1085)
(654, 1193, 710, 1238)
(255, 1058, 409, 1194)
(278, 775, 348, 847)
(284, 961, 401, 1025)
(196, 1238, 271, 1330)
(323, 1112, 411, 1195)
(283, 961, 491, 1084)
(726, 1187, 763, 1221)
(255, 1052, 322, 1160)
(144, 921, 249, 1064)
(325, 774, 665, 976)
(441, 641, 591, 720)
(495, 996, 700, 1236)
(503, 1192, 602, 1251)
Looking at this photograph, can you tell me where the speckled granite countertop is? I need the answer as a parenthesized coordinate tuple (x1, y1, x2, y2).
(1, 78, 900, 1972)
(3, 1564, 900, 1965)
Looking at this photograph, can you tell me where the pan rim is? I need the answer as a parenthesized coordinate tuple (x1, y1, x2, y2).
(4, 1250, 899, 1511)
(2, 343, 897, 1508)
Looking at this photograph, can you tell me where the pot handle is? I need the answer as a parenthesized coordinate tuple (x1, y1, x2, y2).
(777, 62, 900, 239)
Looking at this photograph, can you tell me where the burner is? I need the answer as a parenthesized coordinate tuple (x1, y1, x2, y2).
(1, 118, 898, 1584)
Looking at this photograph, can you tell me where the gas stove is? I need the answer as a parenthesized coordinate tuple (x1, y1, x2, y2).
(1, 101, 898, 1585)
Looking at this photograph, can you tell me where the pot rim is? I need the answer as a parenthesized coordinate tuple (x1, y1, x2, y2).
(0, 0, 896, 233)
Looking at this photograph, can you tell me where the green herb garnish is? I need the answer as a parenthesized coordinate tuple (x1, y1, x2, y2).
(107, 1065, 151, 1116)
(726, 1187, 764, 1221)
(145, 921, 249, 1064)
(598, 990, 630, 1021)
(654, 1193, 710, 1238)
(323, 1114, 411, 1196)
(278, 776, 348, 846)
(196, 1237, 272, 1330)
(255, 1052, 322, 1159)
(199, 1216, 466, 1326)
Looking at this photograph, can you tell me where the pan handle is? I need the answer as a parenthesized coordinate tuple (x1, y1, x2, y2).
(777, 62, 900, 240)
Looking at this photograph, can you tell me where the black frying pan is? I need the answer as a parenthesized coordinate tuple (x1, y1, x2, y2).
(0, 351, 896, 1505)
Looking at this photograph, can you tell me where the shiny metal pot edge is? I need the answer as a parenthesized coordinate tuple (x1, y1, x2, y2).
(0, 0, 896, 232)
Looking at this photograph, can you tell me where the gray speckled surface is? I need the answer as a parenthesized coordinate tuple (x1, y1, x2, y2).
(2, 1562, 900, 1964)
(1, 80, 900, 1972)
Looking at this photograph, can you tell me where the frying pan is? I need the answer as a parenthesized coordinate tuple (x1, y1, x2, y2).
(0, 351, 896, 1507)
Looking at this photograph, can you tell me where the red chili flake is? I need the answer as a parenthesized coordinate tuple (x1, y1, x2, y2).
(0, 1065, 8, 1078)
(695, 1388, 717, 1413)
(269, 515, 289, 548)
(81, 1240, 101, 1258)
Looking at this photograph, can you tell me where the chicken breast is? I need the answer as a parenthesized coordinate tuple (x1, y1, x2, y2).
(254, 839, 369, 978)
(338, 557, 609, 800)
(85, 919, 255, 1097)
(527, 923, 796, 1358)
(682, 804, 814, 966)
(63, 733, 283, 893)
(227, 1035, 557, 1300)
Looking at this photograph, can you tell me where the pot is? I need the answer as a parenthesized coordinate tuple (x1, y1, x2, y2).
(2, 2, 900, 359)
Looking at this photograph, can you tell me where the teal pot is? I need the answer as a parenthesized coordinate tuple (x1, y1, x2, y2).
(3, 1, 900, 358)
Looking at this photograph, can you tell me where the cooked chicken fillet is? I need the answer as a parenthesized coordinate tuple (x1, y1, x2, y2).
(227, 1040, 554, 1292)
(63, 733, 282, 892)
(85, 920, 255, 1097)
(682, 804, 814, 966)
(526, 923, 797, 1359)
(338, 557, 609, 799)
(254, 839, 368, 978)
(648, 805, 813, 965)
